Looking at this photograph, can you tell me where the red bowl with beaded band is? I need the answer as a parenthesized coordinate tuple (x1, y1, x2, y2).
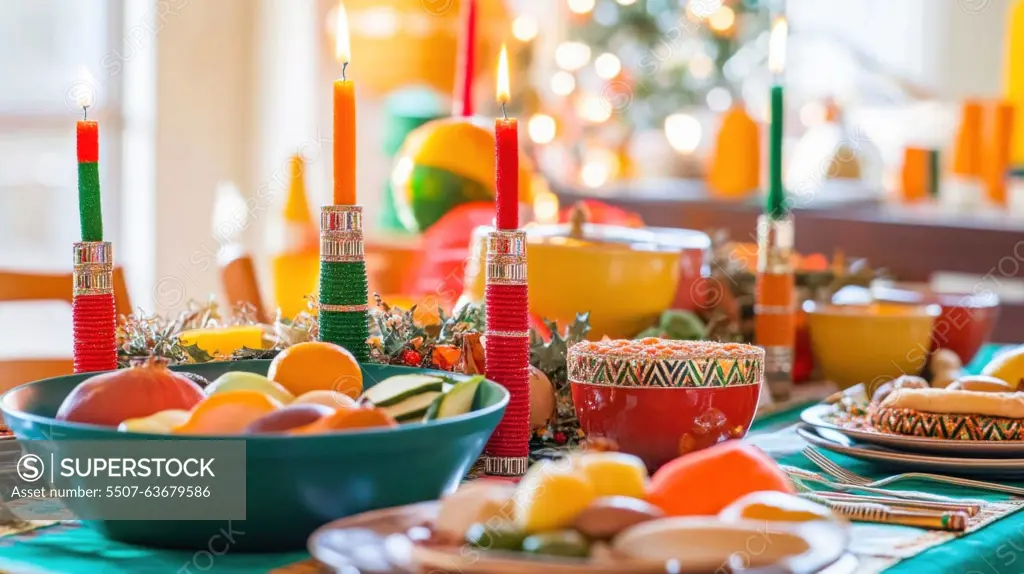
(569, 338, 764, 470)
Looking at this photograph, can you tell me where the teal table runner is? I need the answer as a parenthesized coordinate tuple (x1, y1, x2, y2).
(0, 345, 1017, 573)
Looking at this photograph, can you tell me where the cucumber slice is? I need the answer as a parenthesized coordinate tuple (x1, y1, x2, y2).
(362, 374, 444, 407)
(425, 376, 484, 421)
(385, 391, 442, 422)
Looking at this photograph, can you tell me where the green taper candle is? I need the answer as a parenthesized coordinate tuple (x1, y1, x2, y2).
(766, 16, 788, 220)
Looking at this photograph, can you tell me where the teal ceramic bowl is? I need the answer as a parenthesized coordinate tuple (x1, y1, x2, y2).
(0, 360, 508, 551)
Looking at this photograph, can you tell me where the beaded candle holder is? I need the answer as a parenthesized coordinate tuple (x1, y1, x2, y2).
(483, 229, 530, 476)
(318, 205, 370, 362)
(72, 241, 117, 373)
(754, 214, 795, 403)
(72, 102, 117, 374)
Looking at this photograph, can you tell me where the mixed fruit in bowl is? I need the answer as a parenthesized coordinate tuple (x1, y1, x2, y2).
(54, 341, 485, 436)
(418, 441, 847, 570)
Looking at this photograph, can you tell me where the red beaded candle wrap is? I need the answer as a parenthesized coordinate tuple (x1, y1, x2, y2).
(483, 230, 530, 476)
(72, 242, 117, 373)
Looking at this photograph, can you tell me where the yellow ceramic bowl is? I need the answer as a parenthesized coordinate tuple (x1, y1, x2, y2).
(463, 224, 709, 339)
(805, 302, 940, 391)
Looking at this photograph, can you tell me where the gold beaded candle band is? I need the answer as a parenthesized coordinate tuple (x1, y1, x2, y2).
(73, 241, 113, 296)
(321, 205, 364, 263)
(484, 457, 530, 477)
(486, 230, 527, 284)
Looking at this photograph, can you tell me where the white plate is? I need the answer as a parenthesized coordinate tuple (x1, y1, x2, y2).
(800, 404, 1024, 457)
(797, 424, 1024, 479)
(308, 500, 851, 574)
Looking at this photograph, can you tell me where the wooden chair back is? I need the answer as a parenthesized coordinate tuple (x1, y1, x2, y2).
(0, 267, 131, 391)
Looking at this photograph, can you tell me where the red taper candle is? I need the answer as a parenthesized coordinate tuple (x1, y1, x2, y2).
(495, 44, 518, 230)
(454, 0, 478, 117)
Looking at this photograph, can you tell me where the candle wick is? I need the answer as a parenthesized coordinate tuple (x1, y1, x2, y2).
(501, 102, 508, 121)
(342, 62, 348, 82)
(82, 105, 89, 121)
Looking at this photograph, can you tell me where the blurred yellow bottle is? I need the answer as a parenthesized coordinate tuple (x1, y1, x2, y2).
(271, 155, 320, 319)
(1007, 0, 1024, 164)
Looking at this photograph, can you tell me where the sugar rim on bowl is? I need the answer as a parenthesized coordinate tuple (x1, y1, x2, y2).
(570, 338, 765, 361)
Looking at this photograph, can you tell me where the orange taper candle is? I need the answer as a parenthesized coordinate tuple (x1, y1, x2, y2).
(952, 100, 984, 178)
(986, 101, 1015, 206)
(332, 3, 356, 205)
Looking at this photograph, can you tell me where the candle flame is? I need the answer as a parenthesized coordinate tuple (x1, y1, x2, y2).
(76, 91, 93, 110)
(496, 44, 510, 103)
(768, 16, 787, 74)
(334, 2, 351, 65)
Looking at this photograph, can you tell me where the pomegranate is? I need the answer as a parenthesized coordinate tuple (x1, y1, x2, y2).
(56, 357, 205, 426)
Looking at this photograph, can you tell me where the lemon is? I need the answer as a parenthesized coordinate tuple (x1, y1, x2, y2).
(515, 460, 596, 534)
(982, 346, 1024, 390)
(576, 452, 649, 499)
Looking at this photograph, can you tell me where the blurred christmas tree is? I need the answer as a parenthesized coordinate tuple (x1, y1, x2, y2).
(572, 0, 770, 124)
(529, 0, 772, 185)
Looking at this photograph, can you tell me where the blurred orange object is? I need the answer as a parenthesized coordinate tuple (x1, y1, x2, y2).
(900, 147, 930, 203)
(728, 243, 829, 272)
(342, 0, 512, 97)
(220, 251, 268, 322)
(798, 253, 829, 272)
(647, 441, 794, 516)
(272, 155, 319, 320)
(952, 100, 984, 178)
(174, 391, 281, 435)
(558, 200, 643, 228)
(707, 105, 761, 198)
(365, 236, 423, 297)
(375, 294, 446, 326)
(985, 100, 1015, 206)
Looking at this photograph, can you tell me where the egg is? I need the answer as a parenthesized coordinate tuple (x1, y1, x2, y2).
(719, 491, 835, 523)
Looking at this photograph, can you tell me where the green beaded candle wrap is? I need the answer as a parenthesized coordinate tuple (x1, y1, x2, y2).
(318, 205, 370, 362)
(78, 162, 103, 242)
(318, 261, 370, 361)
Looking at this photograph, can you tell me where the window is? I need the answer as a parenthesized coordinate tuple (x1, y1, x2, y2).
(0, 0, 122, 269)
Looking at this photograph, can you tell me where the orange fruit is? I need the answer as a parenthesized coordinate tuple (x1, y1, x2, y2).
(291, 406, 397, 435)
(173, 390, 282, 435)
(267, 341, 363, 398)
(647, 441, 794, 516)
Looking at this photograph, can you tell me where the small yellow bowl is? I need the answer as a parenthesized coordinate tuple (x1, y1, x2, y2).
(805, 302, 940, 392)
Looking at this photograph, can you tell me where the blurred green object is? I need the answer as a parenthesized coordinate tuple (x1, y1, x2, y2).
(1, 360, 507, 551)
(380, 87, 448, 232)
(635, 310, 706, 340)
